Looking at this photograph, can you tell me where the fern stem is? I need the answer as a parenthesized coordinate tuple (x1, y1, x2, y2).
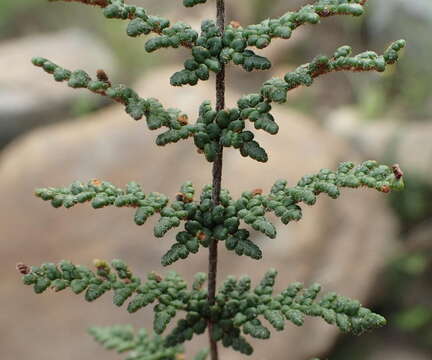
(208, 1, 225, 360)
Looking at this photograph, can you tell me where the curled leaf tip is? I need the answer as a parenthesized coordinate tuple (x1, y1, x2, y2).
(16, 263, 31, 275)
(392, 164, 404, 180)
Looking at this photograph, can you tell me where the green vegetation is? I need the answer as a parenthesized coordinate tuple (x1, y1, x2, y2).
(17, 1, 406, 359)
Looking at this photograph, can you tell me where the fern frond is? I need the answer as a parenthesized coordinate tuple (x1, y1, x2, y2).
(32, 58, 198, 146)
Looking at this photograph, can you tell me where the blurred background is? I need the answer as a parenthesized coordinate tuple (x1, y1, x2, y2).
(1, 1, 431, 359)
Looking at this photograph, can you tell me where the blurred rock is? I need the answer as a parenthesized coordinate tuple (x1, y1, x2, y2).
(326, 108, 432, 182)
(0, 68, 397, 360)
(368, 344, 431, 360)
(0, 28, 116, 148)
(392, 122, 432, 180)
(370, 0, 432, 31)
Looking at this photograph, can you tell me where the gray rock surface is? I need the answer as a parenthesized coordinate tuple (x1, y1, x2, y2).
(1, 68, 397, 360)
(0, 29, 116, 147)
(326, 108, 432, 182)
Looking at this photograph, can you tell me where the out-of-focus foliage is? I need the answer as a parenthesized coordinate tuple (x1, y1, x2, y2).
(395, 306, 432, 334)
(366, 1, 432, 119)
(390, 174, 432, 231)
(0, 0, 29, 32)
(388, 250, 432, 346)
